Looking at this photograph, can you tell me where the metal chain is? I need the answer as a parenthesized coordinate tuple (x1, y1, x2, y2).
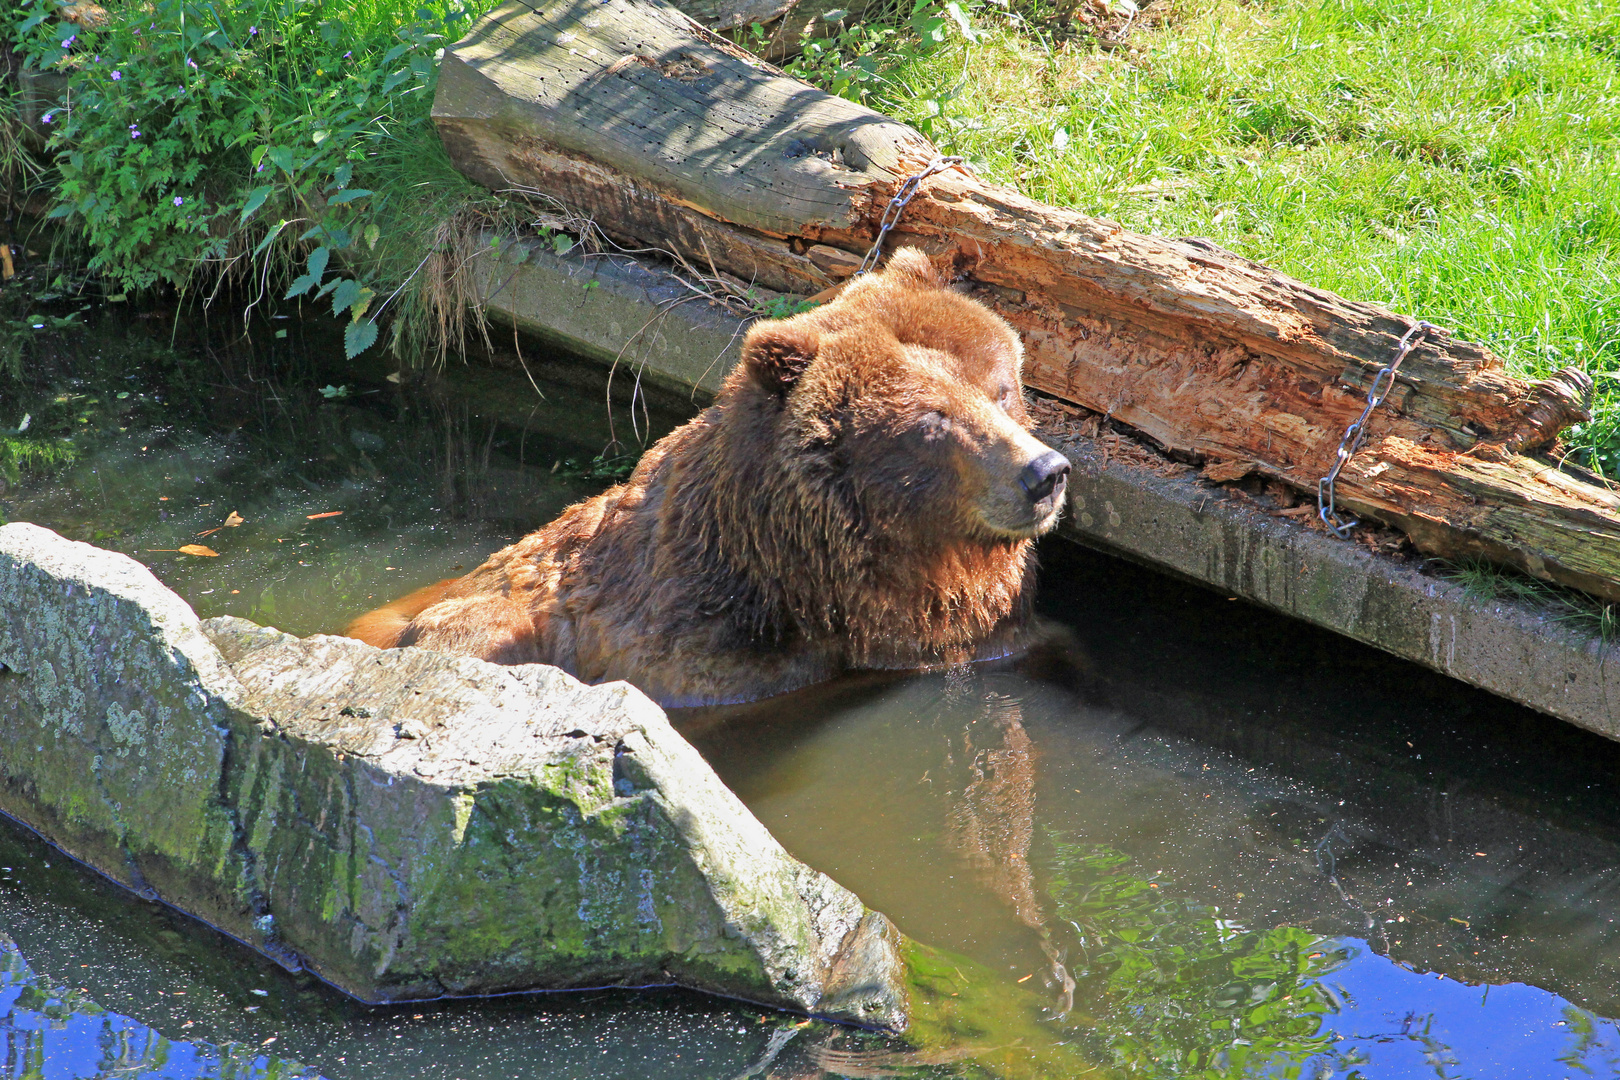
(851, 156, 966, 277)
(1317, 320, 1440, 538)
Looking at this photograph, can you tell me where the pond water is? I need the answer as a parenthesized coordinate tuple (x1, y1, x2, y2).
(5, 321, 1620, 1078)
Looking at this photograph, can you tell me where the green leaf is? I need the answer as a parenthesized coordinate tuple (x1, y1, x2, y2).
(239, 185, 274, 222)
(383, 42, 410, 64)
(266, 145, 298, 174)
(328, 188, 372, 205)
(333, 162, 353, 189)
(285, 245, 331, 298)
(284, 272, 319, 299)
(330, 277, 363, 316)
(305, 245, 331, 281)
(252, 219, 291, 257)
(344, 319, 379, 358)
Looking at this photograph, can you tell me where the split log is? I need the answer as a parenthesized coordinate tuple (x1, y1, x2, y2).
(432, 0, 1620, 602)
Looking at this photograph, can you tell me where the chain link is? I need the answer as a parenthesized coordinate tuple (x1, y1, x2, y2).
(1317, 320, 1440, 538)
(851, 156, 966, 278)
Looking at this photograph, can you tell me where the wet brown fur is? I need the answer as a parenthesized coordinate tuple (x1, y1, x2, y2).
(343, 249, 1065, 706)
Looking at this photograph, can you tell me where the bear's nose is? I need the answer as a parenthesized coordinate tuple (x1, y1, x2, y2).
(1019, 450, 1071, 503)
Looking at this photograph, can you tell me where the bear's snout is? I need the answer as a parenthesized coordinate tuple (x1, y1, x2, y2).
(1019, 450, 1071, 504)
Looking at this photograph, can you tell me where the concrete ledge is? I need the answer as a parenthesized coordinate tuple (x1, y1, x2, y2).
(470, 240, 749, 399)
(1044, 431, 1618, 738)
(463, 243, 1617, 736)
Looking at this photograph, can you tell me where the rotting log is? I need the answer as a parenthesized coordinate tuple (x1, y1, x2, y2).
(432, 0, 1620, 602)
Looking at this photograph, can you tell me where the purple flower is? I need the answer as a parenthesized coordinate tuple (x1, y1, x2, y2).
(186, 57, 197, 68)
(41, 113, 53, 124)
(61, 34, 75, 48)
(173, 196, 184, 206)
(111, 70, 122, 80)
(343, 50, 352, 58)
(256, 163, 265, 172)
(249, 25, 258, 34)
(129, 124, 140, 139)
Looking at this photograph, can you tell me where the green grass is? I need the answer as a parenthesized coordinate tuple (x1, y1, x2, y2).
(1442, 556, 1618, 640)
(815, 0, 1620, 474)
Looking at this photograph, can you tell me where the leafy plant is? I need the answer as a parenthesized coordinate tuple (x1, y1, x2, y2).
(9, 0, 494, 359)
(553, 451, 639, 481)
(751, 291, 820, 320)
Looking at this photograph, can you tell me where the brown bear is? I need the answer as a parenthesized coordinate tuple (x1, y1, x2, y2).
(343, 249, 1070, 706)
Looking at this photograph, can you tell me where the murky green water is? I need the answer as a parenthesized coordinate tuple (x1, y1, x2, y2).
(6, 321, 1620, 1077)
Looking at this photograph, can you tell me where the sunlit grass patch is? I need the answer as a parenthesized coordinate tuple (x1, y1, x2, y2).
(827, 0, 1620, 474)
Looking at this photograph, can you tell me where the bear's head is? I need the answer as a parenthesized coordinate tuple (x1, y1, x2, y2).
(730, 248, 1070, 545)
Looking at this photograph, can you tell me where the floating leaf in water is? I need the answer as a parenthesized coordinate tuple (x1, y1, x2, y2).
(196, 511, 245, 538)
(178, 544, 219, 557)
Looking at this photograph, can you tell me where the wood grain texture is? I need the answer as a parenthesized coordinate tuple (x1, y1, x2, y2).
(433, 0, 1620, 601)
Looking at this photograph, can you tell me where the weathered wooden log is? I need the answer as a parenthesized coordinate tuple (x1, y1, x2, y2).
(432, 0, 1620, 602)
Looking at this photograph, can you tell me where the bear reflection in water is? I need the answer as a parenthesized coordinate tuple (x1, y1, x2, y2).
(344, 248, 1071, 707)
(676, 638, 1096, 1074)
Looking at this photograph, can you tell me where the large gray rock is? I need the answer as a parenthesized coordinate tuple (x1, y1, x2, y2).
(0, 522, 906, 1027)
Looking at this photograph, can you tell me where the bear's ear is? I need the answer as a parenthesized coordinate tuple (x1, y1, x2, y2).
(741, 319, 821, 396)
(881, 247, 942, 290)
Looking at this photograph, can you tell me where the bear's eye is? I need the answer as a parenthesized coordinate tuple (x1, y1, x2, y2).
(920, 410, 952, 440)
(997, 386, 1018, 411)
